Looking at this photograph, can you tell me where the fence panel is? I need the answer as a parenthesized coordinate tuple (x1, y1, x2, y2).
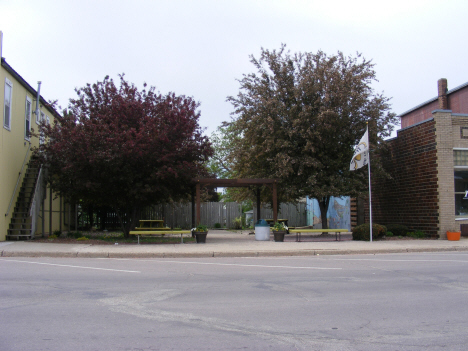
(253, 203, 307, 227)
(80, 202, 305, 230)
(140, 202, 242, 229)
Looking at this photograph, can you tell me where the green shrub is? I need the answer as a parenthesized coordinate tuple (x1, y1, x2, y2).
(386, 231, 394, 237)
(407, 230, 426, 239)
(68, 232, 83, 239)
(53, 230, 62, 237)
(232, 217, 242, 230)
(352, 223, 387, 241)
(214, 223, 222, 228)
(385, 224, 409, 237)
(76, 236, 89, 241)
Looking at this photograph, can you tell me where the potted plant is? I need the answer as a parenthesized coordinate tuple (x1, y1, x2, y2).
(447, 228, 461, 241)
(272, 222, 288, 242)
(192, 224, 208, 243)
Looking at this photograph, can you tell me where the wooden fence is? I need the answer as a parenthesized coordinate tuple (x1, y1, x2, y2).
(253, 203, 307, 227)
(142, 202, 242, 229)
(77, 202, 307, 230)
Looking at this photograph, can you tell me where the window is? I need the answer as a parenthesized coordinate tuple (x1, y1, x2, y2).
(454, 149, 468, 217)
(454, 150, 468, 166)
(3, 78, 12, 130)
(25, 96, 32, 140)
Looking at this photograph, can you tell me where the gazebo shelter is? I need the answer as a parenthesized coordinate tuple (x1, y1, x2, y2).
(193, 179, 278, 226)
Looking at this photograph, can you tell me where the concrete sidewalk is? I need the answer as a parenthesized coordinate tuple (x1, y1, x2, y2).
(1, 230, 468, 258)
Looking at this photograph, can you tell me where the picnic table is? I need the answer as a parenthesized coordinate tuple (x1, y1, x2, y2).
(129, 219, 191, 244)
(134, 220, 169, 230)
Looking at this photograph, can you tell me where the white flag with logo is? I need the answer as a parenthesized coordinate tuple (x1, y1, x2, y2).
(350, 129, 369, 171)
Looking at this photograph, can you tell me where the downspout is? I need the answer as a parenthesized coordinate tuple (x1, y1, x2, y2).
(36, 81, 42, 118)
(36, 81, 44, 237)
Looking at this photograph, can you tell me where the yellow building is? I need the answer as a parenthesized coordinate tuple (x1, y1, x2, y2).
(1, 32, 69, 241)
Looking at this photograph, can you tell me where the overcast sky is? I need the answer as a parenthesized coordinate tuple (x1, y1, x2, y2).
(1, 0, 467, 137)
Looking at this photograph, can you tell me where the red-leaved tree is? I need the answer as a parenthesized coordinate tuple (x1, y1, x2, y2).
(34, 75, 212, 236)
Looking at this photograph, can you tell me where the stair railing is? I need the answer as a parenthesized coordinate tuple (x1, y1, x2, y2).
(29, 165, 44, 239)
(5, 142, 31, 217)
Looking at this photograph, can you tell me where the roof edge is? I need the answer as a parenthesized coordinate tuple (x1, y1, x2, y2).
(398, 80, 468, 118)
(1, 57, 61, 118)
(398, 117, 435, 133)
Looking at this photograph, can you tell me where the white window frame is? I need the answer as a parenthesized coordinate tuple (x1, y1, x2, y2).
(3, 77, 13, 130)
(25, 96, 32, 140)
(454, 148, 468, 220)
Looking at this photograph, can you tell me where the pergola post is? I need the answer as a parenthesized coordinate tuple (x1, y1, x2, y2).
(49, 187, 53, 236)
(191, 188, 195, 229)
(256, 187, 261, 221)
(196, 182, 201, 225)
(192, 178, 278, 226)
(273, 181, 278, 223)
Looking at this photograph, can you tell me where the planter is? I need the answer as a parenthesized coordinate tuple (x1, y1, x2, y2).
(193, 231, 208, 243)
(447, 231, 461, 241)
(273, 230, 286, 242)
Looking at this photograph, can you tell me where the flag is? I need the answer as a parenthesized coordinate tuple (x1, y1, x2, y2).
(350, 128, 369, 171)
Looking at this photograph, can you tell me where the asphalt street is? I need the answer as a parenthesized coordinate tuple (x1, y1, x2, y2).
(1, 252, 468, 350)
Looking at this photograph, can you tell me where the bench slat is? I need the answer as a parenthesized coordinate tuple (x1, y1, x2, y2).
(129, 231, 191, 235)
(288, 229, 349, 242)
(289, 229, 348, 233)
(132, 227, 172, 231)
(129, 230, 192, 244)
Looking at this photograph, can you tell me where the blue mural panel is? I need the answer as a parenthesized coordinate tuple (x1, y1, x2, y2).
(306, 196, 351, 230)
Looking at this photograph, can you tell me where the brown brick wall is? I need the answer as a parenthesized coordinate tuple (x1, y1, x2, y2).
(369, 119, 439, 235)
(450, 90, 468, 118)
(400, 85, 468, 129)
(400, 101, 438, 128)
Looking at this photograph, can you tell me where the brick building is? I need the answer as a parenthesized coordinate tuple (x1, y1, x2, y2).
(371, 79, 468, 238)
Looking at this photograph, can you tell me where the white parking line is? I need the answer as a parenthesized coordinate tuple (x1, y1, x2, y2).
(101, 258, 342, 270)
(0, 259, 141, 273)
(322, 258, 468, 263)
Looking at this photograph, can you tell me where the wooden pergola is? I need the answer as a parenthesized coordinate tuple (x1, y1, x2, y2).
(192, 178, 278, 226)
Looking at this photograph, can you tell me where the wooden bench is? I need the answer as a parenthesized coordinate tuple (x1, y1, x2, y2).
(288, 228, 349, 242)
(129, 230, 192, 244)
(136, 220, 165, 229)
(132, 227, 172, 231)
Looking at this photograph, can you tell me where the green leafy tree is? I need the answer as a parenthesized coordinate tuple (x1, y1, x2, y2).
(34, 75, 212, 236)
(206, 125, 235, 179)
(226, 45, 397, 228)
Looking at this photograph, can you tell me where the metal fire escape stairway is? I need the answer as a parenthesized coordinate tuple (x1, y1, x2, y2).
(6, 160, 42, 240)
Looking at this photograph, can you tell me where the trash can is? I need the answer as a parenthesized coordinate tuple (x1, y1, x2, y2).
(255, 219, 270, 241)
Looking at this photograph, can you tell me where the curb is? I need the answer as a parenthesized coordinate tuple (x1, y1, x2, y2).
(3, 246, 468, 258)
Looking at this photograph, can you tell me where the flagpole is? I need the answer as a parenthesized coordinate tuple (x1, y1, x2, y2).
(367, 123, 373, 242)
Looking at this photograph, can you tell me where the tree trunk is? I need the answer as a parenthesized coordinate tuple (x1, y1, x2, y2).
(318, 196, 330, 233)
(87, 205, 94, 229)
(99, 208, 107, 231)
(117, 207, 140, 238)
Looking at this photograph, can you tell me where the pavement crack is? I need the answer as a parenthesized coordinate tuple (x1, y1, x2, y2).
(100, 289, 316, 349)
